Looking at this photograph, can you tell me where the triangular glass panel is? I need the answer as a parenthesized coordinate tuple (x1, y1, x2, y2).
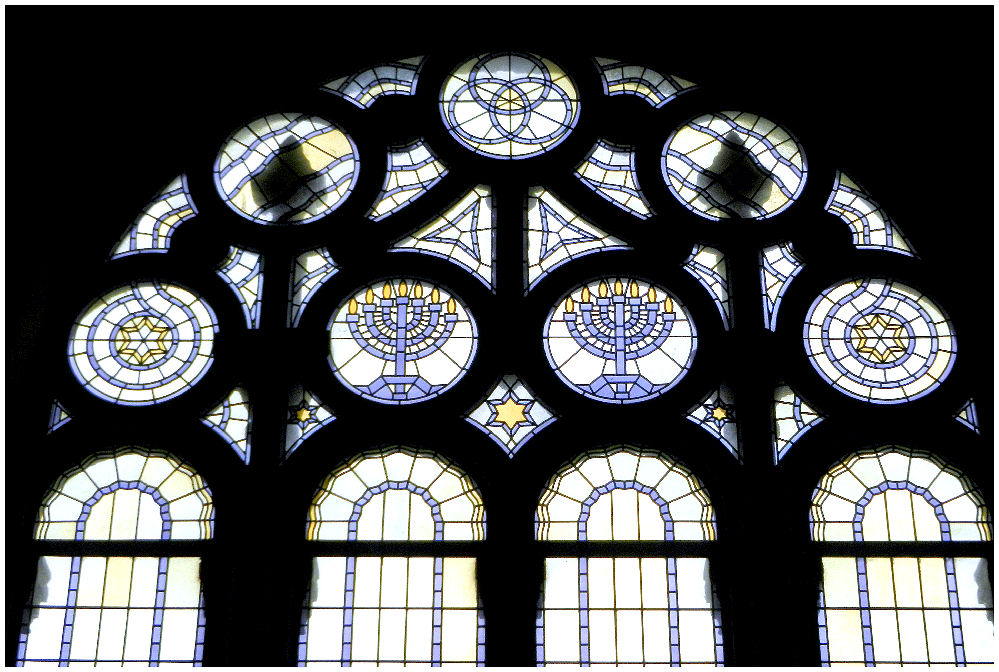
(683, 245, 732, 329)
(201, 387, 252, 464)
(110, 175, 197, 258)
(322, 56, 425, 109)
(466, 375, 556, 458)
(286, 385, 336, 458)
(367, 139, 448, 221)
(772, 384, 824, 463)
(594, 57, 697, 107)
(217, 246, 263, 329)
(761, 242, 804, 331)
(288, 247, 340, 327)
(574, 140, 653, 219)
(825, 171, 915, 256)
(686, 384, 740, 461)
(47, 400, 72, 434)
(391, 185, 495, 289)
(525, 187, 630, 292)
(955, 399, 980, 434)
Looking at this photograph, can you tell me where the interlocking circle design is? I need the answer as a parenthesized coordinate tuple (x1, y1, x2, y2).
(543, 278, 697, 404)
(804, 278, 956, 404)
(440, 52, 580, 159)
(69, 281, 219, 405)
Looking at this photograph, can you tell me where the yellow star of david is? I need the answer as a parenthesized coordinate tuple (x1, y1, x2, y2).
(295, 407, 313, 423)
(492, 397, 530, 430)
(115, 316, 171, 365)
(711, 406, 728, 421)
(852, 314, 908, 363)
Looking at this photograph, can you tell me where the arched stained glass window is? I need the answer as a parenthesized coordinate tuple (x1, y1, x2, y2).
(812, 447, 993, 666)
(17, 449, 212, 666)
(300, 448, 485, 666)
(536, 447, 723, 665)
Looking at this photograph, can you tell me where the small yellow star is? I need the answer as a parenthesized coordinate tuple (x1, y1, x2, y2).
(296, 407, 313, 423)
(853, 314, 907, 363)
(493, 397, 529, 430)
(116, 316, 171, 365)
(711, 407, 728, 421)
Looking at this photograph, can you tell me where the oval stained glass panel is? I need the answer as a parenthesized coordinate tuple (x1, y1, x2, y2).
(543, 278, 697, 403)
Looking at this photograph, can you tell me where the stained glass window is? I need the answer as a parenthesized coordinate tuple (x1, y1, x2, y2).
(367, 139, 448, 221)
(954, 399, 980, 434)
(288, 247, 340, 328)
(772, 384, 823, 463)
(322, 56, 424, 109)
(536, 447, 723, 665)
(803, 279, 956, 404)
(285, 385, 336, 459)
(214, 113, 359, 225)
(594, 57, 696, 107)
(682, 245, 732, 330)
(301, 448, 485, 665)
(761, 242, 804, 331)
(812, 447, 993, 665)
(216, 246, 263, 329)
(544, 278, 696, 403)
(110, 175, 197, 259)
(47, 400, 72, 434)
(18, 449, 212, 665)
(685, 384, 740, 461)
(825, 171, 914, 256)
(68, 281, 219, 406)
(574, 141, 653, 219)
(201, 387, 252, 464)
(465, 374, 557, 458)
(440, 51, 580, 159)
(328, 279, 478, 404)
(663, 111, 806, 220)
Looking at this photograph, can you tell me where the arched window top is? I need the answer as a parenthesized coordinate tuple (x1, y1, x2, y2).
(35, 448, 214, 541)
(536, 446, 716, 541)
(811, 446, 991, 542)
(307, 447, 485, 541)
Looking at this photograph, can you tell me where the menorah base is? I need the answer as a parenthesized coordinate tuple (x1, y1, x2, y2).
(584, 374, 664, 402)
(359, 375, 444, 403)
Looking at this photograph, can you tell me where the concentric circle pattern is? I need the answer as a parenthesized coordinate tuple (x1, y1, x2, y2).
(662, 111, 807, 220)
(804, 278, 956, 403)
(328, 279, 478, 404)
(69, 281, 219, 405)
(214, 113, 359, 224)
(440, 52, 580, 159)
(544, 278, 697, 403)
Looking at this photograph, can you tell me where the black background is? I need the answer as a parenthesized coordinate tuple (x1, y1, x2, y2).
(7, 6, 993, 666)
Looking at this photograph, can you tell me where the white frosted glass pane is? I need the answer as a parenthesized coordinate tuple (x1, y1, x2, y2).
(613, 558, 641, 608)
(165, 557, 201, 607)
(350, 608, 379, 661)
(311, 557, 347, 607)
(443, 558, 477, 608)
(441, 609, 477, 662)
(24, 607, 67, 660)
(588, 559, 614, 609)
(68, 607, 101, 660)
(639, 558, 668, 608)
(123, 609, 154, 661)
(159, 609, 198, 662)
(95, 608, 127, 661)
(960, 608, 995, 663)
(676, 558, 712, 609)
(378, 608, 406, 661)
(378, 557, 408, 609)
(822, 557, 859, 608)
(955, 557, 993, 610)
(891, 557, 921, 608)
(406, 558, 434, 608)
(84, 497, 113, 540)
(861, 494, 889, 541)
(677, 609, 715, 663)
(305, 608, 344, 661)
(866, 558, 896, 608)
(923, 609, 955, 663)
(404, 608, 432, 662)
(825, 609, 863, 663)
(609, 489, 639, 540)
(102, 557, 132, 607)
(543, 609, 580, 662)
(586, 497, 612, 540)
(918, 557, 948, 608)
(544, 557, 580, 609)
(34, 556, 72, 607)
(588, 609, 617, 663)
(642, 609, 670, 663)
(356, 494, 385, 540)
(353, 558, 382, 608)
(637, 495, 665, 540)
(109, 489, 141, 540)
(884, 491, 917, 541)
(869, 609, 900, 662)
(896, 608, 928, 662)
(615, 609, 643, 662)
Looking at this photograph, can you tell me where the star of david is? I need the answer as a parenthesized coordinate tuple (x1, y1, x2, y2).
(290, 403, 317, 429)
(852, 314, 908, 363)
(487, 393, 534, 436)
(115, 316, 171, 365)
(705, 401, 733, 429)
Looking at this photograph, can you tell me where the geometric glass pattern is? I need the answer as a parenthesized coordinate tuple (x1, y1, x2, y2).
(301, 449, 485, 665)
(367, 139, 448, 221)
(200, 387, 252, 464)
(440, 52, 580, 159)
(288, 247, 340, 328)
(594, 56, 697, 107)
(68, 281, 219, 406)
(321, 56, 425, 109)
(328, 279, 478, 404)
(391, 186, 495, 289)
(213, 113, 360, 225)
(812, 447, 993, 666)
(685, 384, 740, 461)
(574, 140, 653, 219)
(682, 244, 732, 330)
(465, 374, 557, 458)
(772, 384, 823, 464)
(525, 186, 630, 293)
(216, 246, 263, 329)
(285, 386, 335, 459)
(110, 175, 198, 259)
(803, 279, 957, 404)
(761, 242, 804, 331)
(18, 449, 212, 666)
(954, 398, 980, 434)
(543, 278, 697, 403)
(662, 111, 807, 220)
(825, 170, 915, 256)
(535, 448, 722, 665)
(47, 399, 72, 434)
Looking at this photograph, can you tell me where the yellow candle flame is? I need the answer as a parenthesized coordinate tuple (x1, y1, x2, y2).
(414, 282, 423, 299)
(614, 280, 624, 295)
(630, 282, 639, 297)
(565, 297, 575, 312)
(365, 288, 375, 304)
(647, 287, 657, 303)
(663, 297, 674, 313)
(398, 281, 409, 297)
(598, 282, 608, 298)
(348, 298, 358, 315)
(431, 287, 440, 304)
(382, 283, 392, 299)
(446, 298, 457, 314)
(581, 287, 591, 303)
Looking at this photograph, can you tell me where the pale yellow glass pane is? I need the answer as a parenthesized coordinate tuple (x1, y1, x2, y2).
(866, 558, 896, 608)
(861, 494, 889, 541)
(109, 489, 141, 540)
(639, 558, 668, 608)
(616, 609, 643, 662)
(544, 557, 579, 609)
(159, 608, 198, 662)
(588, 558, 614, 608)
(923, 609, 955, 663)
(165, 557, 201, 607)
(637, 494, 666, 540)
(378, 608, 406, 661)
(822, 557, 860, 608)
(102, 556, 133, 607)
(410, 495, 437, 540)
(353, 558, 381, 608)
(77, 557, 108, 607)
(960, 609, 995, 663)
(123, 609, 154, 661)
(443, 557, 477, 608)
(406, 557, 434, 608)
(825, 609, 863, 662)
(350, 608, 379, 661)
(642, 609, 670, 663)
(588, 609, 616, 662)
(135, 490, 164, 538)
(543, 608, 580, 662)
(609, 489, 639, 540)
(311, 557, 347, 607)
(306, 608, 343, 660)
(613, 558, 641, 608)
(587, 496, 612, 540)
(676, 558, 712, 609)
(379, 557, 408, 608)
(913, 495, 943, 540)
(68, 607, 100, 660)
(356, 493, 385, 540)
(884, 490, 916, 541)
(897, 608, 928, 662)
(84, 496, 114, 540)
(869, 609, 900, 662)
(441, 609, 477, 662)
(917, 558, 948, 608)
(96, 607, 127, 661)
(677, 609, 715, 662)
(891, 557, 921, 608)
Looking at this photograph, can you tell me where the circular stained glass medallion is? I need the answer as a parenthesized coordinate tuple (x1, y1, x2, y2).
(440, 52, 580, 159)
(662, 111, 806, 220)
(214, 113, 360, 224)
(329, 279, 478, 404)
(69, 281, 219, 405)
(543, 278, 697, 403)
(804, 278, 956, 404)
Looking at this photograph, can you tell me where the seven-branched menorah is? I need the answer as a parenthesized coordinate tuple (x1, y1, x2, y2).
(562, 281, 676, 401)
(346, 282, 458, 401)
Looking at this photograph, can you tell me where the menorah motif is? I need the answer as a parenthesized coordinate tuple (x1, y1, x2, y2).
(561, 280, 676, 401)
(345, 280, 461, 402)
